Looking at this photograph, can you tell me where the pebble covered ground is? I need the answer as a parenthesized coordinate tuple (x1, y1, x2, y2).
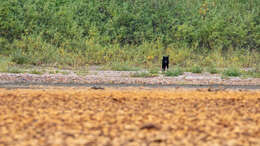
(0, 70, 259, 85)
(0, 87, 260, 146)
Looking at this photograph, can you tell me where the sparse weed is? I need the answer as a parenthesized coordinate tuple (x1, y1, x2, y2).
(75, 70, 88, 76)
(6, 67, 24, 74)
(149, 68, 160, 75)
(49, 71, 56, 74)
(109, 62, 141, 71)
(30, 69, 43, 75)
(61, 71, 70, 75)
(241, 68, 260, 78)
(131, 72, 157, 78)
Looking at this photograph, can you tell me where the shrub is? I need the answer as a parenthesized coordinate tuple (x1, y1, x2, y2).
(0, 0, 259, 67)
(190, 66, 203, 73)
(164, 67, 184, 76)
(207, 66, 219, 74)
(223, 68, 241, 77)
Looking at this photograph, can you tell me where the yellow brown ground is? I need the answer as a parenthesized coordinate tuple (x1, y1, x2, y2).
(0, 87, 260, 146)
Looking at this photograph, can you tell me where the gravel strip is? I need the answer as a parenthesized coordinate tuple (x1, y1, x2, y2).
(0, 71, 259, 86)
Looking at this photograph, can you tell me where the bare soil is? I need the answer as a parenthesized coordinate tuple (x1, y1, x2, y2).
(0, 87, 260, 146)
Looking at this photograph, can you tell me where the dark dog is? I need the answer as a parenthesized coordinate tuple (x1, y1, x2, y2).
(162, 56, 169, 71)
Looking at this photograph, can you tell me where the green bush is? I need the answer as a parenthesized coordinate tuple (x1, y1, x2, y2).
(190, 66, 203, 73)
(207, 66, 219, 74)
(164, 67, 184, 76)
(0, 0, 259, 67)
(223, 68, 241, 77)
(1, 0, 259, 48)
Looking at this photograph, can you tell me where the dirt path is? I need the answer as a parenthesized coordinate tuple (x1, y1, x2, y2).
(0, 70, 259, 87)
(0, 82, 260, 90)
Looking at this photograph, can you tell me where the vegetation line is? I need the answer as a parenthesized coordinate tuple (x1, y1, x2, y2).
(0, 0, 259, 71)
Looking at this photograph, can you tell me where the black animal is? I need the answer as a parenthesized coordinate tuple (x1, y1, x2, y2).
(162, 56, 169, 71)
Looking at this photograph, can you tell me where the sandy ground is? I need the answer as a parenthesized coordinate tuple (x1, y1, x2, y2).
(0, 87, 260, 146)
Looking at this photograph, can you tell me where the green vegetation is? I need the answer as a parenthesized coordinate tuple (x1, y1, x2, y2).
(131, 72, 158, 78)
(131, 67, 160, 77)
(29, 69, 43, 75)
(189, 65, 203, 73)
(5, 66, 24, 74)
(60, 71, 70, 75)
(164, 67, 184, 77)
(0, 56, 10, 72)
(241, 68, 260, 78)
(48, 70, 56, 74)
(0, 0, 259, 73)
(223, 67, 241, 77)
(149, 67, 160, 75)
(206, 66, 219, 74)
(75, 70, 88, 76)
(108, 62, 141, 71)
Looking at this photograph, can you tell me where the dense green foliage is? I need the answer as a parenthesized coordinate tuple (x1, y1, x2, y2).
(0, 0, 259, 67)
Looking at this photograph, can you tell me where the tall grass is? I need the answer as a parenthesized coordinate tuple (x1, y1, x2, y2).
(0, 0, 259, 67)
(0, 56, 10, 72)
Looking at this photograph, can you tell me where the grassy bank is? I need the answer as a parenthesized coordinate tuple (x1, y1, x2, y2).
(0, 0, 259, 70)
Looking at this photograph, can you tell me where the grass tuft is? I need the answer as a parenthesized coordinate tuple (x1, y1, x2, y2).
(29, 69, 43, 75)
(109, 62, 140, 71)
(6, 67, 24, 74)
(75, 70, 88, 76)
(164, 67, 184, 77)
(207, 66, 219, 74)
(148, 67, 160, 75)
(131, 72, 158, 78)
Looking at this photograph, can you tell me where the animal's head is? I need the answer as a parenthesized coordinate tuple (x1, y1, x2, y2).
(162, 56, 169, 62)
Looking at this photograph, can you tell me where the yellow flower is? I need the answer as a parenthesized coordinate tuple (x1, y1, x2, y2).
(147, 56, 153, 60)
